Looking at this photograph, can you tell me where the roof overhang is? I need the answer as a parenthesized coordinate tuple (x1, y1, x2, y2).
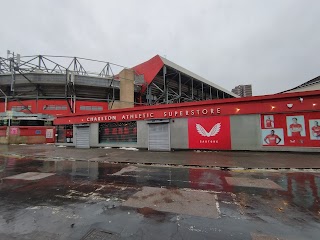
(132, 55, 238, 98)
(159, 56, 238, 98)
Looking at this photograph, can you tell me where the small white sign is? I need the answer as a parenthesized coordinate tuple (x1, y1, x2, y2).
(46, 129, 54, 139)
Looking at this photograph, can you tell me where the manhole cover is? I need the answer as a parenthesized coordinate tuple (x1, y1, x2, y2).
(81, 229, 120, 240)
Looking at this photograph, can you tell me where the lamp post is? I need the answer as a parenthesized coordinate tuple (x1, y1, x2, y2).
(7, 50, 20, 93)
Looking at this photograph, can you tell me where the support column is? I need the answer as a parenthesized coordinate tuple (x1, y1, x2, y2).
(111, 69, 134, 109)
(178, 72, 181, 103)
(201, 83, 204, 100)
(191, 78, 194, 100)
(163, 66, 168, 104)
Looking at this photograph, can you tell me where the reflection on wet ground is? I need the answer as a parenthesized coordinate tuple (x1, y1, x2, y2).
(0, 156, 320, 239)
(1, 157, 319, 210)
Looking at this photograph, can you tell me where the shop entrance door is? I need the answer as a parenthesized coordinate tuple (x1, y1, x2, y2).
(148, 122, 170, 151)
(75, 125, 90, 149)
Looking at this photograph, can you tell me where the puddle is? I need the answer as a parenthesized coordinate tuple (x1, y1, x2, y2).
(0, 157, 320, 218)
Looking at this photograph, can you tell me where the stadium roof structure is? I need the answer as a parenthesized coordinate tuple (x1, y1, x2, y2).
(281, 75, 320, 93)
(133, 55, 238, 105)
(0, 53, 237, 110)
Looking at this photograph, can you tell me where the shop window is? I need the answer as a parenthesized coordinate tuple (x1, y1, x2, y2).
(12, 105, 32, 111)
(43, 105, 67, 110)
(57, 125, 73, 143)
(0, 119, 49, 126)
(80, 106, 103, 111)
(19, 120, 45, 126)
(44, 121, 53, 126)
(99, 121, 137, 143)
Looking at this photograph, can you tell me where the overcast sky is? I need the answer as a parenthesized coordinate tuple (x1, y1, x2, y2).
(1, 0, 319, 95)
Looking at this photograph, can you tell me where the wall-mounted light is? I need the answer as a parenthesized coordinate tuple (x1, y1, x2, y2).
(299, 97, 303, 103)
(236, 108, 240, 112)
(271, 106, 275, 109)
(313, 103, 317, 106)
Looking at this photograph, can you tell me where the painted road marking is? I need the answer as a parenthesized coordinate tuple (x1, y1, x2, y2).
(225, 177, 283, 190)
(4, 172, 55, 180)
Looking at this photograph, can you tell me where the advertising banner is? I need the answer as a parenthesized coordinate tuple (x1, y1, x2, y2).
(261, 112, 320, 147)
(188, 116, 231, 150)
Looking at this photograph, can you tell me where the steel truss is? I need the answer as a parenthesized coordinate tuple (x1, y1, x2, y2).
(0, 54, 137, 112)
(0, 55, 123, 76)
(145, 65, 231, 105)
(1, 53, 233, 110)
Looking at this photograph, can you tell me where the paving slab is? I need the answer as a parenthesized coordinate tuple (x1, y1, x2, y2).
(81, 229, 120, 240)
(4, 172, 55, 180)
(225, 177, 284, 190)
(123, 186, 219, 218)
(251, 233, 287, 240)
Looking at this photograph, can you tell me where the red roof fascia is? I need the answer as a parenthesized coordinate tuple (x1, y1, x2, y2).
(56, 89, 320, 118)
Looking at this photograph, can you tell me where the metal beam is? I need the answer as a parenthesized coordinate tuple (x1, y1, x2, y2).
(191, 78, 194, 100)
(178, 72, 181, 103)
(152, 82, 164, 92)
(201, 83, 204, 100)
(0, 88, 8, 111)
(163, 66, 168, 104)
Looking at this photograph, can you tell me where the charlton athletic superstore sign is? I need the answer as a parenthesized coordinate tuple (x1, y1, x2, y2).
(261, 112, 320, 147)
(188, 116, 231, 150)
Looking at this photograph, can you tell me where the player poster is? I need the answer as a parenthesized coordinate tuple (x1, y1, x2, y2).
(286, 116, 306, 137)
(309, 119, 320, 140)
(262, 129, 284, 146)
(264, 115, 274, 128)
(261, 113, 320, 148)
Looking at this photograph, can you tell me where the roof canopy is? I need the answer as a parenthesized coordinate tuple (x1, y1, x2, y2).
(132, 55, 238, 105)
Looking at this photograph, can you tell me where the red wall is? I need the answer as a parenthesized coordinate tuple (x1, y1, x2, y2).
(8, 126, 56, 143)
(0, 127, 6, 137)
(54, 90, 320, 125)
(0, 100, 108, 116)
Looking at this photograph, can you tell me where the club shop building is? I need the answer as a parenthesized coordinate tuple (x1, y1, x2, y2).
(54, 90, 320, 152)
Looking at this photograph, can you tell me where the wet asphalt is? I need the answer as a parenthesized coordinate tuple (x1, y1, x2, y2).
(0, 148, 319, 239)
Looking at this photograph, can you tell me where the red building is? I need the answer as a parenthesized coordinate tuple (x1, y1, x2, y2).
(54, 90, 320, 152)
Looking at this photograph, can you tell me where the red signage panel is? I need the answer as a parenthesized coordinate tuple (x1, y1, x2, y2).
(188, 116, 231, 150)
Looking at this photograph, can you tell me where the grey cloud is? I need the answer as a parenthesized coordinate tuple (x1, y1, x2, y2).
(1, 0, 319, 95)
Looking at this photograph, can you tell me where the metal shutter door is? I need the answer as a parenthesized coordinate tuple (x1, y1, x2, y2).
(148, 123, 170, 151)
(76, 126, 90, 149)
